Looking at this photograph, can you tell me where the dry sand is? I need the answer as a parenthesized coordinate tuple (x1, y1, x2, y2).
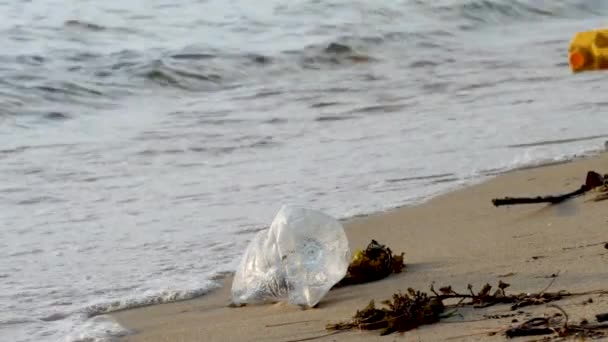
(113, 153, 608, 342)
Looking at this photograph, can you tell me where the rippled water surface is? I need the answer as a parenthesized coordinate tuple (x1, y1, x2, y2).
(2, 1, 608, 341)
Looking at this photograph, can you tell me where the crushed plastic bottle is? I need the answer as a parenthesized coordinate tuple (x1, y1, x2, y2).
(231, 205, 351, 308)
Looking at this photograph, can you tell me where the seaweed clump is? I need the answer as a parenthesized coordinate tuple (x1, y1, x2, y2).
(335, 240, 405, 287)
(327, 288, 444, 336)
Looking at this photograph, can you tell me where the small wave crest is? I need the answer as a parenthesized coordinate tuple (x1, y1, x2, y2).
(137, 51, 273, 91)
(288, 40, 375, 69)
(423, 0, 608, 27)
(64, 20, 106, 32)
(478, 147, 603, 177)
(1, 274, 230, 342)
(0, 316, 36, 326)
(63, 19, 139, 36)
(66, 315, 129, 342)
(84, 283, 220, 317)
(63, 277, 228, 341)
(279, 29, 458, 70)
(140, 60, 222, 90)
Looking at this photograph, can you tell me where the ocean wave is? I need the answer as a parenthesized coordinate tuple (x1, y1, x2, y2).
(2, 30, 438, 104)
(2, 0, 605, 111)
(287, 40, 376, 69)
(3, 48, 252, 95)
(66, 315, 128, 342)
(278, 29, 460, 70)
(84, 283, 220, 317)
(134, 52, 275, 91)
(1, 280, 226, 342)
(140, 58, 223, 88)
(40, 312, 70, 322)
(421, 0, 608, 26)
(0, 316, 36, 326)
(506, 134, 608, 149)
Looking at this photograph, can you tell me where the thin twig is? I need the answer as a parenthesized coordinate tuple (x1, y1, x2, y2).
(467, 284, 475, 297)
(266, 320, 320, 328)
(444, 329, 505, 340)
(440, 318, 489, 324)
(548, 304, 569, 330)
(284, 330, 346, 342)
(430, 282, 439, 297)
(569, 290, 608, 296)
(563, 242, 607, 251)
(438, 294, 476, 300)
(455, 297, 467, 306)
(359, 312, 408, 329)
(539, 274, 559, 295)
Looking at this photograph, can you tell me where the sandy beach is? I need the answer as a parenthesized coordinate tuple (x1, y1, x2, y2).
(113, 152, 608, 342)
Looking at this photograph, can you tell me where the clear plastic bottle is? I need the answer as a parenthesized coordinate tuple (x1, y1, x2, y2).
(231, 205, 351, 308)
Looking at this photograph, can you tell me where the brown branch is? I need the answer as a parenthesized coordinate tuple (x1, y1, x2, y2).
(492, 171, 605, 207)
(492, 184, 589, 206)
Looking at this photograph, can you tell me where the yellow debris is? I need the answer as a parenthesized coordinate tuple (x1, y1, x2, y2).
(569, 28, 608, 73)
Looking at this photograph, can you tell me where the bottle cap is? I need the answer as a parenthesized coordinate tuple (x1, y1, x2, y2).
(569, 50, 586, 70)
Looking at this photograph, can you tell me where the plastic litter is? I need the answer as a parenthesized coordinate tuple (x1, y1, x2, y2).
(569, 29, 608, 73)
(231, 205, 351, 308)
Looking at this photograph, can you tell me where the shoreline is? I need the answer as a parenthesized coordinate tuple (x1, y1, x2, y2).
(97, 149, 603, 317)
(112, 150, 608, 341)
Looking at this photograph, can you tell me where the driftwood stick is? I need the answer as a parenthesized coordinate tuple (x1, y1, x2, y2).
(492, 185, 588, 207)
(491, 171, 604, 207)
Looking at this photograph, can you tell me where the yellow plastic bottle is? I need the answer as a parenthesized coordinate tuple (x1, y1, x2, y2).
(569, 28, 608, 73)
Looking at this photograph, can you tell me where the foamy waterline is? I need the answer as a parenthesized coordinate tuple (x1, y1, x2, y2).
(42, 278, 226, 342)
